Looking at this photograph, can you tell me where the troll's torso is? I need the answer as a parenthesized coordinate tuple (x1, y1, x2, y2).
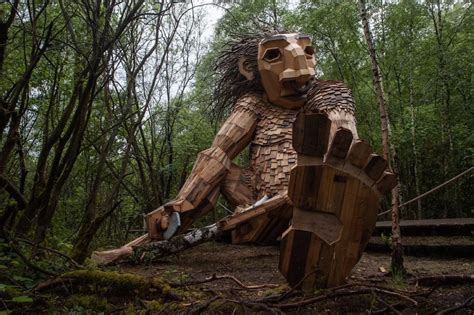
(234, 80, 357, 200)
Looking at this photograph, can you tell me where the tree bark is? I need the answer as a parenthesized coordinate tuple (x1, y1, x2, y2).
(358, 0, 405, 274)
(92, 223, 221, 265)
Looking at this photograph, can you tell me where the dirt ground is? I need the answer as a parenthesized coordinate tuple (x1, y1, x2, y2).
(121, 241, 474, 314)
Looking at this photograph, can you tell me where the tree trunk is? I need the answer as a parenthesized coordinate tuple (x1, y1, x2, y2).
(409, 72, 422, 218)
(135, 223, 221, 262)
(358, 0, 405, 274)
(92, 223, 221, 265)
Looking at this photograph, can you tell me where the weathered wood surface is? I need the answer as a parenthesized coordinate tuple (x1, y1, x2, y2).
(91, 234, 149, 265)
(367, 235, 474, 258)
(374, 218, 474, 236)
(279, 108, 393, 290)
(92, 224, 222, 265)
(221, 194, 293, 245)
(107, 81, 395, 290)
(134, 223, 222, 261)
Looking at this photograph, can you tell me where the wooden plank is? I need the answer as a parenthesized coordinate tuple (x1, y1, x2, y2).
(327, 170, 347, 218)
(232, 215, 270, 244)
(292, 208, 343, 245)
(288, 165, 324, 210)
(278, 227, 294, 281)
(314, 166, 337, 214)
(375, 171, 397, 195)
(377, 218, 474, 228)
(309, 167, 348, 288)
(374, 218, 474, 237)
(314, 242, 335, 288)
(358, 188, 379, 260)
(261, 213, 292, 244)
(301, 233, 323, 291)
(342, 182, 373, 277)
(327, 176, 360, 286)
(255, 214, 287, 244)
(286, 229, 313, 288)
(145, 207, 165, 240)
(292, 113, 331, 156)
(221, 164, 255, 208)
(220, 194, 288, 231)
(326, 127, 353, 160)
(234, 203, 292, 244)
(347, 140, 372, 168)
(364, 154, 388, 181)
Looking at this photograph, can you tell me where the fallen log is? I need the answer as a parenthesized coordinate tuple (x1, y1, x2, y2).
(91, 234, 149, 265)
(92, 223, 222, 265)
(133, 223, 221, 262)
(92, 196, 285, 265)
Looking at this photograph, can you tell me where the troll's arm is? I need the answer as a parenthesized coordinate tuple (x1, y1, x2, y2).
(145, 96, 260, 239)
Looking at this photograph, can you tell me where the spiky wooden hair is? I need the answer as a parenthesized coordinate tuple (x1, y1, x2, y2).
(213, 31, 281, 117)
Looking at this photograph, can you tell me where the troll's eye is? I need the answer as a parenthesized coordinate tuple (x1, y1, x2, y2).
(263, 48, 281, 62)
(304, 45, 314, 57)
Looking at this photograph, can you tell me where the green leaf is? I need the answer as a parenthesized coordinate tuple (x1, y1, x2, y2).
(12, 276, 31, 282)
(11, 296, 33, 303)
(10, 260, 21, 266)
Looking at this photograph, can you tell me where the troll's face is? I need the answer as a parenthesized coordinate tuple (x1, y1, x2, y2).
(257, 33, 315, 109)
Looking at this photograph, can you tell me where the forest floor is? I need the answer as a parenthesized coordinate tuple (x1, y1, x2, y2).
(120, 241, 474, 314)
(7, 240, 472, 314)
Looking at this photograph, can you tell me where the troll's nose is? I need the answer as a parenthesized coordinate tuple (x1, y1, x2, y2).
(279, 43, 314, 82)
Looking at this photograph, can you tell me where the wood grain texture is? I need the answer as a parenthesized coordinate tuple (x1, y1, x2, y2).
(221, 163, 255, 208)
(292, 113, 331, 156)
(142, 79, 389, 291)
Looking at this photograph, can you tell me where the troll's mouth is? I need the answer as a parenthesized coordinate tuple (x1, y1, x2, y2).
(282, 79, 313, 96)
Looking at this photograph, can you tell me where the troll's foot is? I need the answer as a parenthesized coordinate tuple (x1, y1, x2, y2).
(279, 113, 396, 290)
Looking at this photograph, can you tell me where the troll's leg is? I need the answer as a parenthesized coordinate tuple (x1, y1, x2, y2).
(279, 113, 396, 290)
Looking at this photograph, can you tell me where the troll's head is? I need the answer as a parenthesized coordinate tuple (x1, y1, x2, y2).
(214, 32, 315, 113)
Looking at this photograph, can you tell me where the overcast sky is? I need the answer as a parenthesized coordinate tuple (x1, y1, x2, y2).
(195, 0, 225, 40)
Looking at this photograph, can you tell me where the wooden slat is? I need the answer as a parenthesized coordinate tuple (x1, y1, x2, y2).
(286, 229, 313, 288)
(220, 195, 288, 232)
(347, 140, 372, 168)
(288, 165, 324, 210)
(342, 182, 374, 277)
(221, 163, 255, 208)
(364, 154, 388, 181)
(292, 113, 331, 156)
(315, 242, 335, 288)
(301, 234, 322, 291)
(278, 227, 294, 281)
(327, 176, 360, 286)
(326, 127, 353, 160)
(314, 166, 337, 214)
(375, 171, 397, 195)
(232, 215, 270, 244)
(292, 208, 343, 245)
(145, 207, 165, 239)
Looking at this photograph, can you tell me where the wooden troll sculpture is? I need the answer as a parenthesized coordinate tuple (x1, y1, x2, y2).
(96, 32, 396, 290)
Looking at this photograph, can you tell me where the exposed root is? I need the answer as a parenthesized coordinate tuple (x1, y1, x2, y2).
(436, 295, 474, 315)
(171, 273, 280, 290)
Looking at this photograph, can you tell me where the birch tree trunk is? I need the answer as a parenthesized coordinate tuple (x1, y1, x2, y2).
(92, 223, 221, 265)
(358, 0, 405, 274)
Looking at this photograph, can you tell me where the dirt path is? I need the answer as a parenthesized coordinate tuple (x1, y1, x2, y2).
(121, 241, 473, 313)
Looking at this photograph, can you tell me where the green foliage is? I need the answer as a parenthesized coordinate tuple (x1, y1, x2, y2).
(289, 0, 473, 219)
(0, 1, 472, 311)
(381, 232, 392, 248)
